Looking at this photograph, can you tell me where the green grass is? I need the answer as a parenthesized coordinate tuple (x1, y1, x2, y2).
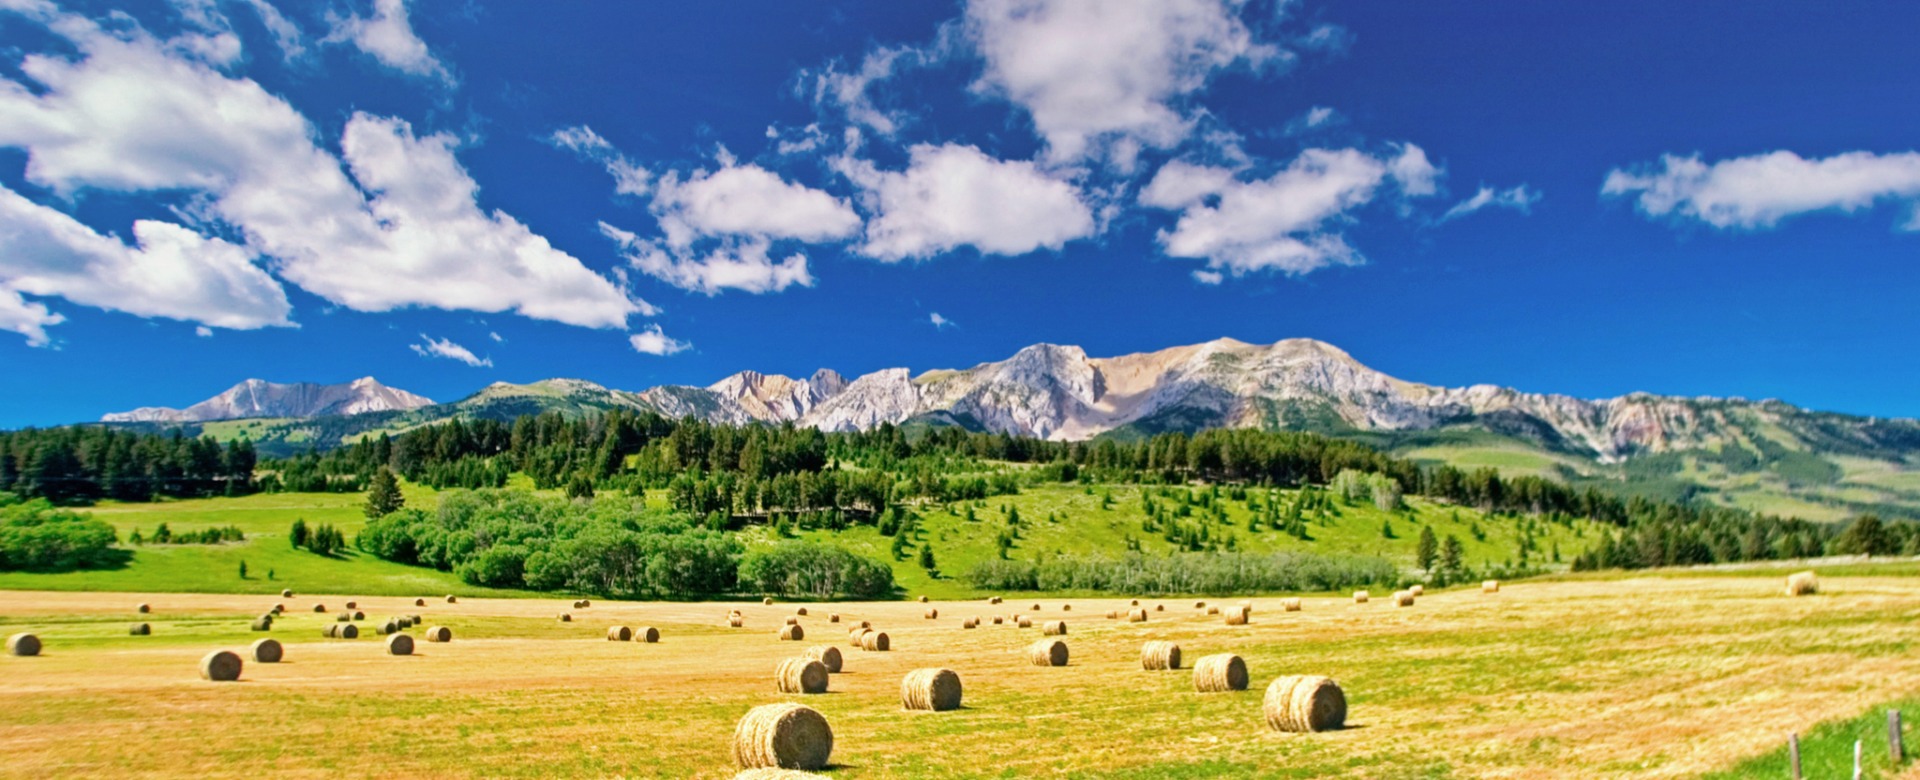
(1701, 697, 1920, 780)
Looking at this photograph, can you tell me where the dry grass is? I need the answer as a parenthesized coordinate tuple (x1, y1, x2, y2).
(803, 646, 842, 674)
(1, 578, 1918, 778)
(1787, 571, 1819, 596)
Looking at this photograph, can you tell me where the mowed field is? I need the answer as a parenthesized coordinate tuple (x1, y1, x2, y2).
(3, 574, 1917, 778)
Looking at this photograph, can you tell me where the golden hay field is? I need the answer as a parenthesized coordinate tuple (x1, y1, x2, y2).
(1, 575, 1916, 778)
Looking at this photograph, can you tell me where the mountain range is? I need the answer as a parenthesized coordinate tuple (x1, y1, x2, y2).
(99, 338, 1920, 521)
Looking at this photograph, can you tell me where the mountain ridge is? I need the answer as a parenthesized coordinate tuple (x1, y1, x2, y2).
(101, 377, 434, 423)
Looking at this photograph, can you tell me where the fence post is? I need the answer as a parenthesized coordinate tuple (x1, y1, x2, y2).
(1789, 732, 1801, 780)
(1893, 710, 1906, 764)
(1854, 738, 1863, 780)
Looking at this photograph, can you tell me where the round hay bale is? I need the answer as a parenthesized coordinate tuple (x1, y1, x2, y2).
(1786, 571, 1818, 596)
(386, 633, 414, 656)
(1030, 603, 1041, 611)
(136, 603, 150, 614)
(1027, 638, 1068, 667)
(578, 599, 592, 608)
(415, 598, 427, 607)
(775, 657, 829, 694)
(827, 613, 840, 623)
(804, 645, 842, 673)
(1105, 610, 1119, 619)
(989, 596, 1002, 605)
(1410, 584, 1425, 597)
(351, 611, 366, 621)
(962, 617, 978, 629)
(763, 597, 775, 606)
(1262, 675, 1347, 732)
(336, 624, 359, 640)
(990, 616, 1003, 625)
(345, 601, 357, 610)
(1127, 608, 1148, 623)
(924, 608, 938, 620)
(1394, 590, 1415, 608)
(313, 604, 327, 613)
(1483, 579, 1500, 594)
(780, 624, 805, 641)
(729, 615, 746, 628)
(607, 625, 633, 642)
(857, 620, 871, 629)
(731, 702, 832, 771)
(1141, 640, 1182, 671)
(129, 623, 151, 636)
(1224, 606, 1250, 625)
(281, 589, 293, 598)
(1129, 599, 1140, 606)
(335, 614, 351, 623)
(849, 628, 869, 647)
(408, 614, 422, 624)
(199, 650, 242, 682)
(637, 626, 660, 643)
(1155, 604, 1165, 612)
(918, 595, 928, 603)
(1353, 590, 1370, 604)
(1282, 598, 1302, 612)
(794, 606, 807, 616)
(6, 633, 41, 656)
(424, 626, 451, 642)
(445, 595, 457, 604)
(271, 605, 283, 615)
(250, 638, 282, 663)
(1016, 615, 1033, 628)
(559, 613, 572, 622)
(860, 631, 890, 652)
(1193, 653, 1248, 692)
(1206, 606, 1220, 615)
(1194, 600, 1206, 609)
(1042, 620, 1067, 636)
(250, 616, 274, 631)
(1061, 604, 1071, 611)
(901, 667, 962, 712)
(377, 619, 401, 635)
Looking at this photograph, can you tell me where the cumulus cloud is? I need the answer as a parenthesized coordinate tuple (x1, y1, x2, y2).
(0, 184, 293, 335)
(629, 324, 691, 356)
(805, 44, 943, 137)
(1603, 150, 1920, 231)
(410, 334, 491, 367)
(548, 125, 650, 196)
(1139, 146, 1439, 278)
(1438, 184, 1541, 223)
(328, 0, 452, 84)
(651, 160, 861, 248)
(600, 223, 813, 296)
(964, 0, 1280, 165)
(0, 285, 63, 347)
(0, 12, 642, 333)
(836, 143, 1095, 261)
(929, 311, 957, 329)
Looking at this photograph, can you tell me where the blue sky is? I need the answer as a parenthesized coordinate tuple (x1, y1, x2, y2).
(1, 0, 1917, 427)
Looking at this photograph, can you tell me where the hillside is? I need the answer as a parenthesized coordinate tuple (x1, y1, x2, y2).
(92, 337, 1920, 520)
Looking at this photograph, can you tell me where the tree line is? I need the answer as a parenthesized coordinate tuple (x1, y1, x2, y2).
(0, 427, 257, 504)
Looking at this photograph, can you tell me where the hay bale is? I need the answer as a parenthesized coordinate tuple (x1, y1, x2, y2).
(731, 702, 832, 771)
(1282, 598, 1302, 612)
(281, 589, 293, 598)
(901, 667, 962, 711)
(578, 599, 592, 609)
(608, 626, 633, 642)
(1105, 610, 1119, 619)
(860, 631, 890, 652)
(1262, 675, 1346, 732)
(632, 626, 659, 643)
(776, 657, 830, 694)
(780, 624, 805, 641)
(918, 595, 929, 603)
(857, 620, 871, 629)
(1410, 585, 1425, 597)
(377, 619, 402, 635)
(6, 633, 41, 656)
(445, 595, 457, 604)
(313, 604, 327, 613)
(1042, 620, 1067, 636)
(1193, 653, 1248, 692)
(199, 650, 242, 682)
(1353, 590, 1369, 604)
(1224, 606, 1250, 625)
(1030, 603, 1041, 611)
(336, 624, 360, 640)
(136, 603, 150, 614)
(415, 598, 427, 607)
(1141, 640, 1182, 671)
(386, 633, 414, 656)
(1205, 606, 1220, 615)
(804, 645, 843, 673)
(408, 614, 422, 624)
(790, 607, 806, 618)
(989, 596, 1002, 605)
(1155, 604, 1165, 612)
(1786, 571, 1818, 596)
(559, 613, 573, 622)
(250, 638, 282, 663)
(1061, 604, 1071, 611)
(1127, 608, 1148, 623)
(129, 623, 151, 636)
(1482, 580, 1500, 594)
(271, 605, 283, 615)
(828, 613, 839, 623)
(335, 614, 351, 623)
(1027, 638, 1068, 667)
(730, 615, 746, 628)
(250, 616, 274, 631)
(352, 611, 366, 621)
(1394, 590, 1415, 607)
(1016, 615, 1033, 628)
(924, 608, 938, 620)
(1194, 600, 1206, 609)
(763, 597, 775, 606)
(345, 601, 358, 610)
(991, 616, 1003, 625)
(424, 626, 451, 642)
(784, 616, 800, 626)
(1129, 599, 1140, 606)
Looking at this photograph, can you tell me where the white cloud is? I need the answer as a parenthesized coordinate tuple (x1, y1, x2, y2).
(929, 311, 957, 329)
(806, 44, 935, 137)
(1191, 269, 1223, 285)
(601, 223, 814, 296)
(0, 183, 293, 335)
(0, 14, 643, 331)
(836, 143, 1095, 261)
(0, 284, 63, 347)
(196, 325, 213, 337)
(1438, 185, 1541, 223)
(328, 0, 451, 84)
(1140, 146, 1439, 278)
(410, 334, 491, 367)
(1603, 150, 1920, 231)
(548, 124, 650, 196)
(651, 161, 861, 248)
(629, 324, 690, 356)
(963, 0, 1280, 165)
(1304, 106, 1336, 127)
(489, 331, 503, 342)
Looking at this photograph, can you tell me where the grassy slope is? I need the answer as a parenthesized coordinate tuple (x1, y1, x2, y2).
(1701, 697, 1920, 780)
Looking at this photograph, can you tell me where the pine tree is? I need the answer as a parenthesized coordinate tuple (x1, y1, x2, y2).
(364, 467, 405, 519)
(290, 518, 309, 549)
(238, 560, 248, 579)
(1416, 526, 1438, 571)
(918, 544, 937, 573)
(1440, 535, 1464, 574)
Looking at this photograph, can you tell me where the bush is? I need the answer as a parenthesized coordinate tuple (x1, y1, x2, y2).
(964, 551, 1396, 595)
(738, 540, 895, 599)
(0, 499, 123, 571)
